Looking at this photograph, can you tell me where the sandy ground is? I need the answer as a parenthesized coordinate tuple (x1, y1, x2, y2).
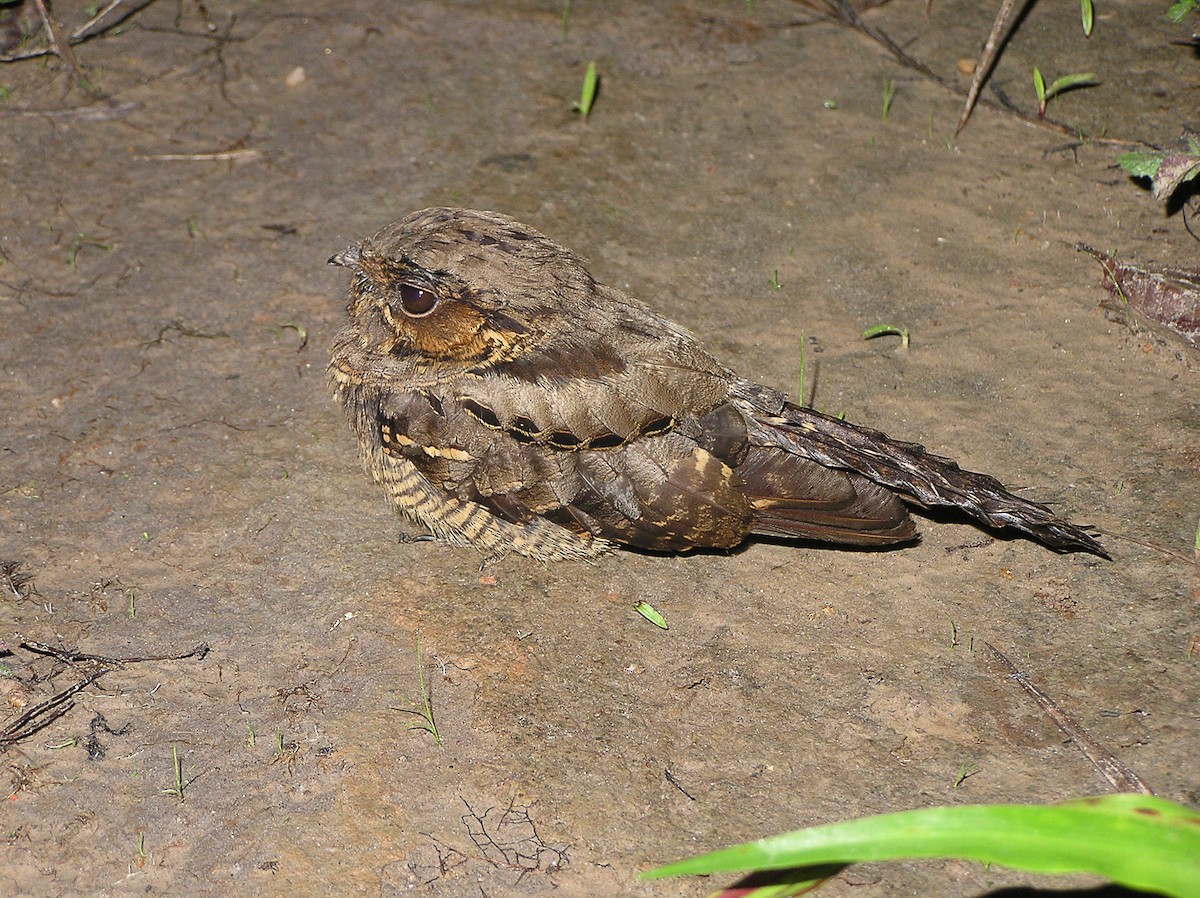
(2, 1, 1198, 896)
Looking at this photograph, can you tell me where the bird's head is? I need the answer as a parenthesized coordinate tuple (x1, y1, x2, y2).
(330, 207, 595, 372)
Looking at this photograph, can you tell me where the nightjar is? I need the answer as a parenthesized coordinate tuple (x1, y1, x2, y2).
(328, 207, 1105, 561)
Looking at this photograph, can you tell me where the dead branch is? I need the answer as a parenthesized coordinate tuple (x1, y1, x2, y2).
(985, 643, 1153, 794)
(791, 0, 1147, 147)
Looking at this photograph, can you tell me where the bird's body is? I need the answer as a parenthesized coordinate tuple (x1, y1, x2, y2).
(329, 207, 1104, 561)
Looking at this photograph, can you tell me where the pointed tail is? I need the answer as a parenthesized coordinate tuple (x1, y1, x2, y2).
(745, 396, 1107, 557)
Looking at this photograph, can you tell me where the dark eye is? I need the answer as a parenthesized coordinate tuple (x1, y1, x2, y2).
(397, 284, 439, 317)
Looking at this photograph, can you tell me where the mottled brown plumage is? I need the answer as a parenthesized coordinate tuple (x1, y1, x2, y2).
(328, 207, 1106, 561)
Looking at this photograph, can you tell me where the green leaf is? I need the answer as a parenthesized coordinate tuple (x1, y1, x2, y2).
(862, 324, 909, 347)
(1118, 151, 1164, 179)
(1149, 154, 1200, 202)
(633, 601, 668, 629)
(1167, 0, 1197, 24)
(642, 795, 1200, 898)
(1044, 72, 1098, 101)
(1080, 0, 1094, 36)
(572, 60, 598, 117)
(1033, 67, 1046, 104)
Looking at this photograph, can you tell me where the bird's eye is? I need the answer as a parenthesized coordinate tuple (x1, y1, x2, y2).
(397, 284, 439, 317)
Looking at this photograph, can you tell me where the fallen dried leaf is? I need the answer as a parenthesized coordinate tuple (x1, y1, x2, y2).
(1077, 244, 1200, 348)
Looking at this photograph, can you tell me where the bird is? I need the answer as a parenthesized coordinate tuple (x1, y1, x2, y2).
(327, 207, 1106, 562)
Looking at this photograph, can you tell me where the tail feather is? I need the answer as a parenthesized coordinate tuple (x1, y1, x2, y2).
(736, 446, 919, 545)
(742, 397, 1108, 557)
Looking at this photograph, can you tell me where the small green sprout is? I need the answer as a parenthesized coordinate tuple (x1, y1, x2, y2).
(404, 636, 442, 745)
(1033, 67, 1098, 118)
(634, 601, 668, 629)
(573, 60, 598, 118)
(797, 331, 807, 408)
(1080, 0, 1094, 36)
(270, 322, 309, 351)
(862, 324, 910, 348)
(882, 77, 896, 121)
(953, 761, 979, 788)
(161, 744, 186, 801)
(65, 234, 114, 272)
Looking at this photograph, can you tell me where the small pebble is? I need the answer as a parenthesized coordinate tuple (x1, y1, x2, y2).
(285, 66, 306, 88)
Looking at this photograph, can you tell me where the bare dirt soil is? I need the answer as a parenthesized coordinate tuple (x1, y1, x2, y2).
(2, 2, 1198, 896)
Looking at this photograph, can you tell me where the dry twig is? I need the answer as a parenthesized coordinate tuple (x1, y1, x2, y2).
(0, 0, 158, 63)
(791, 0, 1143, 146)
(955, 0, 1021, 134)
(985, 643, 1153, 795)
(1, 637, 208, 749)
(28, 0, 99, 95)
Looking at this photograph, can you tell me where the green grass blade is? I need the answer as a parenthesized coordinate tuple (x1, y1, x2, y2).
(573, 60, 598, 117)
(633, 601, 668, 629)
(861, 324, 909, 347)
(1045, 72, 1098, 100)
(642, 795, 1200, 898)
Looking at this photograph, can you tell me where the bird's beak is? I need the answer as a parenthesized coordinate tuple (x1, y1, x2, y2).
(328, 245, 362, 268)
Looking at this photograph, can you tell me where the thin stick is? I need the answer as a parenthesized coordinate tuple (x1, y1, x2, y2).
(73, 0, 125, 41)
(792, 0, 1145, 147)
(0, 670, 106, 745)
(955, 0, 1021, 135)
(19, 640, 210, 666)
(0, 100, 142, 120)
(0, 0, 158, 63)
(985, 643, 1153, 795)
(133, 149, 261, 162)
(2, 640, 209, 747)
(29, 0, 100, 96)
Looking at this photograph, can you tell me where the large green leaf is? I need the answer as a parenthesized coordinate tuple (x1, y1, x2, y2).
(643, 795, 1200, 898)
